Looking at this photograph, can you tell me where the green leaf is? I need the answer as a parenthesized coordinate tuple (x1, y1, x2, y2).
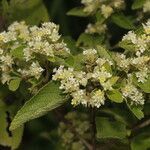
(132, 0, 146, 10)
(96, 45, 114, 62)
(108, 76, 119, 85)
(96, 117, 128, 139)
(96, 11, 105, 23)
(67, 7, 88, 17)
(5, 0, 49, 25)
(65, 54, 83, 71)
(111, 14, 135, 29)
(107, 90, 123, 103)
(63, 36, 82, 55)
(77, 33, 105, 47)
(0, 107, 24, 150)
(10, 81, 66, 130)
(9, 78, 21, 91)
(118, 40, 135, 52)
(138, 78, 150, 93)
(132, 75, 150, 93)
(131, 132, 150, 150)
(127, 104, 144, 119)
(11, 46, 25, 59)
(100, 107, 136, 126)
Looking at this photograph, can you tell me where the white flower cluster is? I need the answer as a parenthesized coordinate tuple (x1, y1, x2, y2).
(53, 49, 115, 108)
(23, 22, 69, 61)
(101, 4, 113, 19)
(81, 0, 100, 13)
(85, 23, 107, 34)
(82, 0, 124, 34)
(123, 20, 150, 56)
(122, 82, 144, 105)
(115, 20, 150, 83)
(0, 21, 69, 85)
(18, 62, 44, 80)
(53, 37, 149, 107)
(115, 54, 149, 83)
(81, 0, 124, 17)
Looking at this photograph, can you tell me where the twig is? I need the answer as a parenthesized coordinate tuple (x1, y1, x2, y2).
(91, 107, 96, 150)
(132, 118, 150, 131)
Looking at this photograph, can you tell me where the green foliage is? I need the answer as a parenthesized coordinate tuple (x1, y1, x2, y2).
(10, 81, 66, 130)
(10, 46, 25, 59)
(97, 46, 114, 62)
(137, 78, 150, 93)
(132, 0, 146, 10)
(96, 117, 128, 139)
(131, 131, 150, 150)
(9, 78, 21, 91)
(0, 101, 24, 149)
(111, 14, 135, 29)
(127, 104, 144, 120)
(67, 7, 88, 17)
(77, 33, 105, 47)
(2, 0, 49, 25)
(133, 76, 150, 93)
(107, 90, 123, 103)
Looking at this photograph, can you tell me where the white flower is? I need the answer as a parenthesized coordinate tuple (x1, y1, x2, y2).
(122, 82, 145, 105)
(81, 0, 99, 13)
(53, 66, 74, 80)
(131, 56, 150, 68)
(23, 47, 33, 61)
(71, 90, 88, 106)
(29, 62, 44, 79)
(85, 23, 107, 34)
(101, 80, 113, 91)
(142, 19, 150, 34)
(135, 67, 149, 83)
(83, 48, 97, 55)
(83, 48, 97, 63)
(74, 71, 88, 86)
(60, 77, 79, 93)
(113, 0, 124, 9)
(114, 53, 130, 71)
(122, 31, 137, 44)
(0, 55, 14, 67)
(101, 4, 113, 18)
(96, 58, 113, 67)
(18, 62, 44, 79)
(90, 90, 105, 108)
(92, 66, 112, 82)
(1, 73, 11, 84)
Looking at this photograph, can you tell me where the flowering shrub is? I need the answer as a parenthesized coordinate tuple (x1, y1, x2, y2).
(0, 0, 150, 150)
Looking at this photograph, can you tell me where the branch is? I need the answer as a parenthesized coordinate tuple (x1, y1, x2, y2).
(91, 107, 96, 150)
(132, 118, 150, 131)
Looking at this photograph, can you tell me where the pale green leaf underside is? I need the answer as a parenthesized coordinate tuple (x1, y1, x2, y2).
(10, 81, 66, 130)
(107, 90, 123, 103)
(127, 104, 144, 120)
(0, 107, 24, 150)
